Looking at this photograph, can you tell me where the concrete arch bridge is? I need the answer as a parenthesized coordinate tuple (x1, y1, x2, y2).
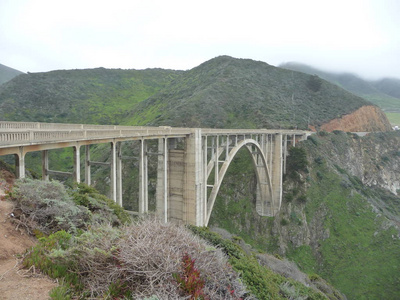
(0, 121, 310, 226)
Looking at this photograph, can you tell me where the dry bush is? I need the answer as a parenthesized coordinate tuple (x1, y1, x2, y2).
(10, 178, 90, 234)
(116, 218, 247, 299)
(56, 218, 248, 299)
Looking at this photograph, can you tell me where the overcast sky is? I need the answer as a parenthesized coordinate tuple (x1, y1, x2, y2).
(1, 0, 399, 79)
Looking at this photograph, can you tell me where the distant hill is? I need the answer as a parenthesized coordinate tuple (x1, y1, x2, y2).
(373, 77, 400, 99)
(0, 56, 391, 131)
(0, 63, 23, 85)
(279, 62, 400, 113)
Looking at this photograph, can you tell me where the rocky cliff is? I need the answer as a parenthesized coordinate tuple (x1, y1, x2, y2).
(208, 131, 400, 299)
(314, 105, 392, 132)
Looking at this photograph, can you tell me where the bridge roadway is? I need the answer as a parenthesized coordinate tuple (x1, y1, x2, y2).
(0, 121, 311, 226)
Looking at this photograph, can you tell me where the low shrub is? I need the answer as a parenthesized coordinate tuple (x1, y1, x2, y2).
(188, 226, 327, 300)
(297, 194, 307, 203)
(281, 218, 289, 226)
(69, 183, 131, 225)
(26, 219, 248, 299)
(9, 179, 90, 234)
(9, 179, 131, 235)
(23, 230, 80, 288)
(173, 253, 207, 299)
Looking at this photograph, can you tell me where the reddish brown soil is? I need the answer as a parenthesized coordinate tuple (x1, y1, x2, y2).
(0, 198, 57, 300)
(318, 105, 392, 132)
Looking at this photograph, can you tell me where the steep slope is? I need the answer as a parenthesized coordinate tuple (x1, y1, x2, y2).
(0, 63, 23, 85)
(129, 56, 389, 131)
(317, 105, 392, 132)
(280, 62, 400, 113)
(0, 68, 182, 124)
(208, 131, 400, 299)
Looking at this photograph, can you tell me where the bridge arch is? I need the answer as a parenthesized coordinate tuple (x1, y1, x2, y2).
(205, 139, 275, 225)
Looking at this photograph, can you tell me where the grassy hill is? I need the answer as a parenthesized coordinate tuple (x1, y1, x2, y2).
(128, 56, 372, 129)
(0, 67, 182, 124)
(0, 56, 377, 130)
(0, 63, 23, 85)
(279, 62, 400, 114)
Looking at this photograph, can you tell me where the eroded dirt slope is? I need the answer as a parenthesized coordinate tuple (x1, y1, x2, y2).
(318, 105, 392, 132)
(0, 197, 56, 300)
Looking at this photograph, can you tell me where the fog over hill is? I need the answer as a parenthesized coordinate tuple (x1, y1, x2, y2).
(0, 63, 23, 85)
(279, 62, 400, 113)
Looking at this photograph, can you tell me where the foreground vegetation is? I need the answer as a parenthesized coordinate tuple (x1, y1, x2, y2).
(4, 178, 346, 299)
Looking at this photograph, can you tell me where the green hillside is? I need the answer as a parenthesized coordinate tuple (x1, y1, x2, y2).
(0, 63, 23, 85)
(0, 67, 182, 124)
(0, 56, 373, 130)
(280, 62, 400, 113)
(128, 56, 371, 129)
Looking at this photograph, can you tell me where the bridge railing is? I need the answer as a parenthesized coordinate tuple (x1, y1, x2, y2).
(0, 121, 148, 131)
(0, 121, 311, 147)
(0, 128, 194, 146)
(0, 131, 30, 143)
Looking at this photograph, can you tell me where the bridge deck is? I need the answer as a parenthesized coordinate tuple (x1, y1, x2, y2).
(0, 121, 310, 150)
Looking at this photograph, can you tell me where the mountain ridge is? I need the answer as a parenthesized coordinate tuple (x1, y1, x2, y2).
(127, 56, 389, 131)
(0, 55, 392, 132)
(279, 62, 400, 113)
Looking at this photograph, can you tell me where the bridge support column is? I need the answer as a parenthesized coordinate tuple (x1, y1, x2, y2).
(202, 135, 208, 226)
(42, 150, 49, 180)
(283, 135, 288, 175)
(139, 139, 148, 214)
(116, 142, 122, 206)
(271, 133, 283, 215)
(110, 141, 117, 202)
(184, 129, 203, 226)
(156, 138, 168, 222)
(15, 147, 26, 179)
(85, 145, 91, 185)
(73, 145, 81, 183)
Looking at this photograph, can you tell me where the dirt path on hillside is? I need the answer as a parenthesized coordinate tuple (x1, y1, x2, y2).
(0, 198, 57, 300)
